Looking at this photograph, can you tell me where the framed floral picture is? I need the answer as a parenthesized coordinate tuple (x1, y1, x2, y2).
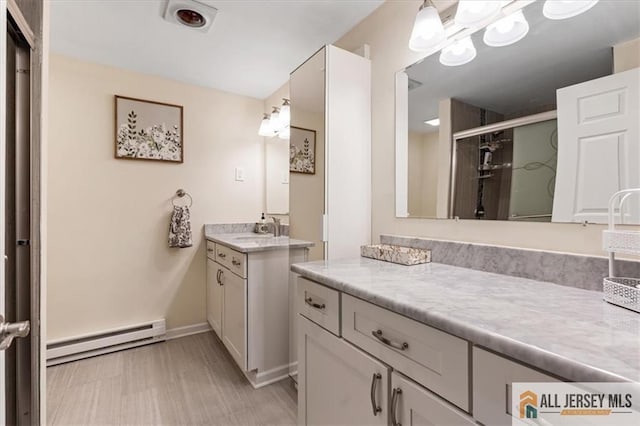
(289, 126, 316, 174)
(115, 95, 184, 163)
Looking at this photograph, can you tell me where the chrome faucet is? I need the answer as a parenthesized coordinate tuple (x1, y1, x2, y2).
(271, 217, 281, 237)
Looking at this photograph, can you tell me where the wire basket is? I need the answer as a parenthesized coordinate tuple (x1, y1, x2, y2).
(603, 277, 640, 313)
(603, 230, 640, 255)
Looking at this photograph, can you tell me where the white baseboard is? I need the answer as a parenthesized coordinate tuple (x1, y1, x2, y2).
(166, 322, 211, 340)
(243, 362, 298, 389)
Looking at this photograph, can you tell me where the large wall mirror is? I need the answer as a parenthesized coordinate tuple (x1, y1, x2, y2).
(396, 0, 640, 224)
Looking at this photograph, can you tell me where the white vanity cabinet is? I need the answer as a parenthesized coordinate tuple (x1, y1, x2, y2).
(206, 239, 308, 388)
(297, 276, 567, 425)
(298, 317, 389, 426)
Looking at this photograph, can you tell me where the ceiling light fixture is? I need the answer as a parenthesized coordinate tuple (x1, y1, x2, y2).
(409, 0, 446, 52)
(455, 0, 503, 28)
(483, 10, 529, 47)
(176, 9, 206, 28)
(440, 37, 477, 67)
(542, 0, 599, 20)
(258, 113, 275, 137)
(425, 118, 440, 126)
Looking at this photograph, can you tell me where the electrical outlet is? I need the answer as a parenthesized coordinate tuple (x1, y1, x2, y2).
(282, 172, 289, 184)
(235, 167, 245, 182)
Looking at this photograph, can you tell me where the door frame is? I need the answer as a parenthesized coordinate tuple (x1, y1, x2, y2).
(2, 0, 48, 423)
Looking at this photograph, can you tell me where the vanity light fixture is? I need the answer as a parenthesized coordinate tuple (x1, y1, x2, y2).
(269, 107, 282, 132)
(483, 10, 529, 47)
(454, 0, 503, 28)
(425, 118, 440, 126)
(542, 0, 599, 20)
(278, 125, 290, 140)
(440, 36, 477, 67)
(258, 113, 275, 137)
(409, 0, 447, 52)
(279, 99, 290, 125)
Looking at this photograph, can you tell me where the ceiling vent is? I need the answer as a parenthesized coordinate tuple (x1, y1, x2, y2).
(163, 0, 218, 33)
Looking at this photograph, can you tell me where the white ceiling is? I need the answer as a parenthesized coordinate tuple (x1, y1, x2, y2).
(50, 0, 383, 100)
(406, 0, 640, 133)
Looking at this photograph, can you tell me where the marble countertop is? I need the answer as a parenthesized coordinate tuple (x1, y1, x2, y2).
(291, 258, 640, 383)
(206, 232, 314, 253)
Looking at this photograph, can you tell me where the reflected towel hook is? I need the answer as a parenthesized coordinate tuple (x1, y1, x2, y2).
(172, 189, 193, 208)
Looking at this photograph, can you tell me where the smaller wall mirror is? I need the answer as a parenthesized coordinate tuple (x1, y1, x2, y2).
(396, 0, 640, 224)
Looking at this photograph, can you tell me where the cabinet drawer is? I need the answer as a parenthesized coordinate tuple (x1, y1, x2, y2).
(342, 294, 470, 411)
(297, 277, 340, 336)
(206, 240, 216, 260)
(473, 347, 559, 426)
(215, 244, 247, 278)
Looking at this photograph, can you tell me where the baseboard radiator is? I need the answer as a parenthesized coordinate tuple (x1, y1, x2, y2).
(46, 319, 166, 366)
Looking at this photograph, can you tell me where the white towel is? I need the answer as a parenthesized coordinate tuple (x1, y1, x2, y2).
(168, 205, 193, 248)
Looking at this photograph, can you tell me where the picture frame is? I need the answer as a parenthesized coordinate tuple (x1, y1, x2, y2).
(114, 95, 184, 163)
(289, 126, 316, 174)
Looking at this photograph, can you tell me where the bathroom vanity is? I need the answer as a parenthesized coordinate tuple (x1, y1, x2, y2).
(293, 258, 640, 426)
(205, 225, 313, 388)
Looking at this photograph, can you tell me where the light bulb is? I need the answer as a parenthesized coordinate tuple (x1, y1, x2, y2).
(483, 10, 529, 47)
(258, 113, 275, 137)
(440, 37, 477, 67)
(543, 0, 599, 20)
(455, 0, 502, 28)
(409, 2, 446, 52)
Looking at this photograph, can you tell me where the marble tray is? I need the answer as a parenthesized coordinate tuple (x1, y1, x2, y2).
(360, 244, 431, 266)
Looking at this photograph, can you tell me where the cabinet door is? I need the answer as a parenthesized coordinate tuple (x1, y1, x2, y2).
(473, 347, 559, 426)
(298, 316, 388, 426)
(205, 260, 223, 338)
(390, 372, 475, 426)
(221, 267, 247, 371)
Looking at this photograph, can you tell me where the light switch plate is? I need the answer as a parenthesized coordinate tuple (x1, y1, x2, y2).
(282, 172, 289, 184)
(235, 167, 245, 182)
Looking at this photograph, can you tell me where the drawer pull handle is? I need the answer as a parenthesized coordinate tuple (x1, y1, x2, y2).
(391, 387, 402, 426)
(207, 248, 214, 252)
(305, 298, 326, 310)
(372, 330, 409, 351)
(370, 373, 382, 416)
(232, 258, 241, 267)
(304, 297, 326, 309)
(218, 252, 226, 258)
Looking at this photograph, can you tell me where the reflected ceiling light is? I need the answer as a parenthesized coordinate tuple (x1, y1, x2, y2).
(278, 126, 290, 140)
(258, 113, 275, 137)
(279, 99, 290, 125)
(483, 10, 529, 47)
(409, 0, 446, 52)
(543, 0, 599, 20)
(439, 37, 477, 67)
(425, 118, 440, 126)
(455, 0, 502, 28)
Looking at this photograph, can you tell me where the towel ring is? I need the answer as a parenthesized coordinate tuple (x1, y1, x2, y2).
(172, 189, 193, 208)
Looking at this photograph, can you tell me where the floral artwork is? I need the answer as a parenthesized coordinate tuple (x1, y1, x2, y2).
(290, 126, 316, 174)
(115, 96, 183, 163)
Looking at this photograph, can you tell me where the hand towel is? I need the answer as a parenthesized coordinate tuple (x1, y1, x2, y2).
(169, 205, 193, 248)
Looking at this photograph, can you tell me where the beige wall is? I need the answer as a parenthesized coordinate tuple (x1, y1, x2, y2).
(614, 38, 640, 73)
(47, 54, 265, 340)
(408, 131, 438, 217)
(334, 0, 625, 256)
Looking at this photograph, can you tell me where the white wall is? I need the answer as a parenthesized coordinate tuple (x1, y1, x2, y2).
(333, 0, 625, 256)
(47, 54, 265, 340)
(264, 83, 290, 217)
